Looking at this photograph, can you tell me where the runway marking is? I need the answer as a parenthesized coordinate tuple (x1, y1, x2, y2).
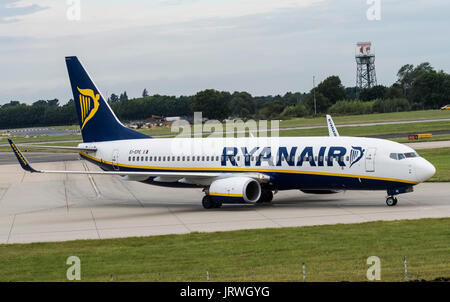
(334, 202, 370, 223)
(6, 215, 15, 244)
(90, 209, 101, 239)
(166, 206, 192, 232)
(63, 162, 69, 212)
(81, 160, 102, 198)
(20, 171, 25, 183)
(116, 179, 144, 208)
(0, 185, 9, 203)
(254, 206, 282, 227)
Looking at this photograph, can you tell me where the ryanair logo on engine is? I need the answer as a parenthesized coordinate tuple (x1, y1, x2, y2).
(77, 87, 100, 129)
(221, 146, 366, 168)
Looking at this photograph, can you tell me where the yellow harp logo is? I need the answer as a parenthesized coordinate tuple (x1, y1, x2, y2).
(77, 87, 100, 130)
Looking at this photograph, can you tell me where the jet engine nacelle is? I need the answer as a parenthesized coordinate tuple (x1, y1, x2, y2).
(209, 177, 261, 203)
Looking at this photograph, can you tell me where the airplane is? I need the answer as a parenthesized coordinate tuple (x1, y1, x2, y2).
(8, 56, 436, 209)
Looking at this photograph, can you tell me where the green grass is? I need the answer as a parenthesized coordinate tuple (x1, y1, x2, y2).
(279, 109, 450, 128)
(0, 218, 449, 282)
(136, 110, 450, 136)
(279, 120, 450, 137)
(0, 134, 82, 144)
(0, 141, 81, 153)
(419, 148, 450, 182)
(1, 109, 450, 139)
(136, 120, 450, 138)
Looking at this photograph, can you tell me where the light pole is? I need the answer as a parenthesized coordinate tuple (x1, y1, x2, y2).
(313, 76, 317, 115)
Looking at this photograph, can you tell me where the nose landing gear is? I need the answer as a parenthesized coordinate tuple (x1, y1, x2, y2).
(386, 196, 398, 207)
(385, 187, 413, 207)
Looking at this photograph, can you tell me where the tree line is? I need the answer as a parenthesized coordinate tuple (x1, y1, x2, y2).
(1, 62, 449, 129)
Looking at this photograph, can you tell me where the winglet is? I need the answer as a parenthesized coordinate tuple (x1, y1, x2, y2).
(8, 139, 38, 173)
(326, 115, 339, 137)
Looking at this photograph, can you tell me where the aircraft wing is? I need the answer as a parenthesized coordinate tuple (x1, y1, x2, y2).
(326, 115, 340, 137)
(18, 144, 97, 151)
(8, 139, 270, 182)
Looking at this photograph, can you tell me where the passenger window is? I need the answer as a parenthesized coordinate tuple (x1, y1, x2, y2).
(137, 157, 140, 162)
(187, 156, 190, 161)
(141, 156, 144, 161)
(216, 156, 219, 161)
(158, 156, 161, 161)
(132, 156, 135, 161)
(202, 156, 205, 161)
(128, 156, 131, 161)
(177, 156, 180, 161)
(149, 156, 152, 161)
(206, 156, 210, 161)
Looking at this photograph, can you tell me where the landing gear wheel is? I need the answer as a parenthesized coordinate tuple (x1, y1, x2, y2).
(257, 190, 274, 204)
(386, 196, 398, 207)
(202, 195, 214, 209)
(264, 191, 273, 203)
(214, 202, 222, 208)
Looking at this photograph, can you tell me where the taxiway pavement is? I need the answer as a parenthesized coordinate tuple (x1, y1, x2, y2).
(0, 159, 449, 244)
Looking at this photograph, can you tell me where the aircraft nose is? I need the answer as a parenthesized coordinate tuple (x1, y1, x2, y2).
(416, 159, 436, 182)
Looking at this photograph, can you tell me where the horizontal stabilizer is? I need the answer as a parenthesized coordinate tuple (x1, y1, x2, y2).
(8, 139, 38, 172)
(19, 145, 97, 152)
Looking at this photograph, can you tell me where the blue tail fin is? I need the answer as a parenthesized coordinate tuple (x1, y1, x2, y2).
(65, 56, 150, 143)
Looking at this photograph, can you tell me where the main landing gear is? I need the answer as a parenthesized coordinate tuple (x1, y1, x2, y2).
(386, 196, 398, 207)
(256, 190, 274, 204)
(202, 195, 222, 209)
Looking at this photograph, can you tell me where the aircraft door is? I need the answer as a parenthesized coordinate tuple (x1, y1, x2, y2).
(365, 148, 376, 172)
(112, 149, 120, 171)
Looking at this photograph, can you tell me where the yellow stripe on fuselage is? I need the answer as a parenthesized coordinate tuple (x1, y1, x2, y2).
(209, 192, 243, 198)
(79, 152, 419, 185)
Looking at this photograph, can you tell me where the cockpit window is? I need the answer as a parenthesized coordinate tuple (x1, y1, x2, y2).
(404, 152, 419, 158)
(389, 152, 419, 160)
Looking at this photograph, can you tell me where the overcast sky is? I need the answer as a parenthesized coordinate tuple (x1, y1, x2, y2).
(1, 0, 449, 104)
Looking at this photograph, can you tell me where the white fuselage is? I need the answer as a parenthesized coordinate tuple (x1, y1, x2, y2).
(78, 136, 435, 191)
